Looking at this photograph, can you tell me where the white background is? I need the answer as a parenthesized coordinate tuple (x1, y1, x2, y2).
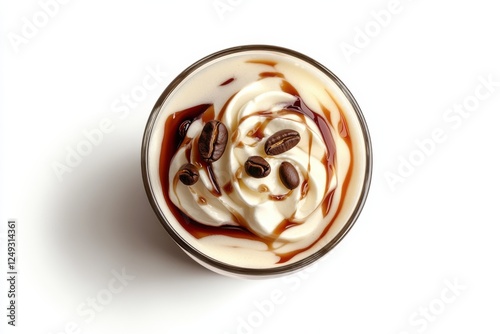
(1, 0, 499, 333)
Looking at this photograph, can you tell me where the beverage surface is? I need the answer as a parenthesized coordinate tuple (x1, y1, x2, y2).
(147, 50, 368, 269)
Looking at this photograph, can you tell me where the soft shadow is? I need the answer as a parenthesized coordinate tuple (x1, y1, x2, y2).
(47, 147, 223, 287)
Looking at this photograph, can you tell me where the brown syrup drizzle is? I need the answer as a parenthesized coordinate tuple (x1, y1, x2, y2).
(220, 77, 235, 86)
(246, 118, 273, 141)
(272, 219, 300, 237)
(280, 80, 299, 96)
(159, 103, 211, 204)
(222, 181, 233, 194)
(259, 72, 284, 79)
(269, 190, 293, 201)
(338, 110, 350, 138)
(245, 59, 277, 67)
(206, 163, 222, 196)
(300, 179, 309, 200)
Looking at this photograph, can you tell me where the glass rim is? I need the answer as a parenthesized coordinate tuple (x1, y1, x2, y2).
(141, 44, 373, 278)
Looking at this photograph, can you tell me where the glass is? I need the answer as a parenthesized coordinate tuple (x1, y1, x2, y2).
(141, 45, 373, 278)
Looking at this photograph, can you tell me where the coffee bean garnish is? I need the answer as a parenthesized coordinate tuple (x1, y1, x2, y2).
(178, 120, 192, 138)
(279, 161, 300, 190)
(178, 163, 199, 185)
(198, 120, 228, 162)
(264, 129, 300, 155)
(245, 156, 271, 178)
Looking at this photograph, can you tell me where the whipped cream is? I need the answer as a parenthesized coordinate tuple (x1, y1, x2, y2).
(146, 49, 369, 269)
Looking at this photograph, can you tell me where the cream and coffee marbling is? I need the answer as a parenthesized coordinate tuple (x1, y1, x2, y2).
(152, 53, 362, 268)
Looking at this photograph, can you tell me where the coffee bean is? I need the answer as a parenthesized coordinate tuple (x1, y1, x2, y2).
(245, 156, 271, 178)
(198, 120, 228, 162)
(178, 163, 199, 185)
(264, 129, 300, 155)
(178, 120, 192, 138)
(279, 161, 299, 190)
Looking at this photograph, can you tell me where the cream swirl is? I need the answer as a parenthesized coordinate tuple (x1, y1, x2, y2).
(168, 76, 337, 243)
(147, 49, 370, 271)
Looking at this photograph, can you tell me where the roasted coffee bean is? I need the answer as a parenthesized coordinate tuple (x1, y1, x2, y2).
(178, 120, 192, 138)
(198, 120, 228, 162)
(245, 156, 271, 178)
(178, 163, 199, 185)
(264, 129, 300, 155)
(279, 161, 300, 190)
